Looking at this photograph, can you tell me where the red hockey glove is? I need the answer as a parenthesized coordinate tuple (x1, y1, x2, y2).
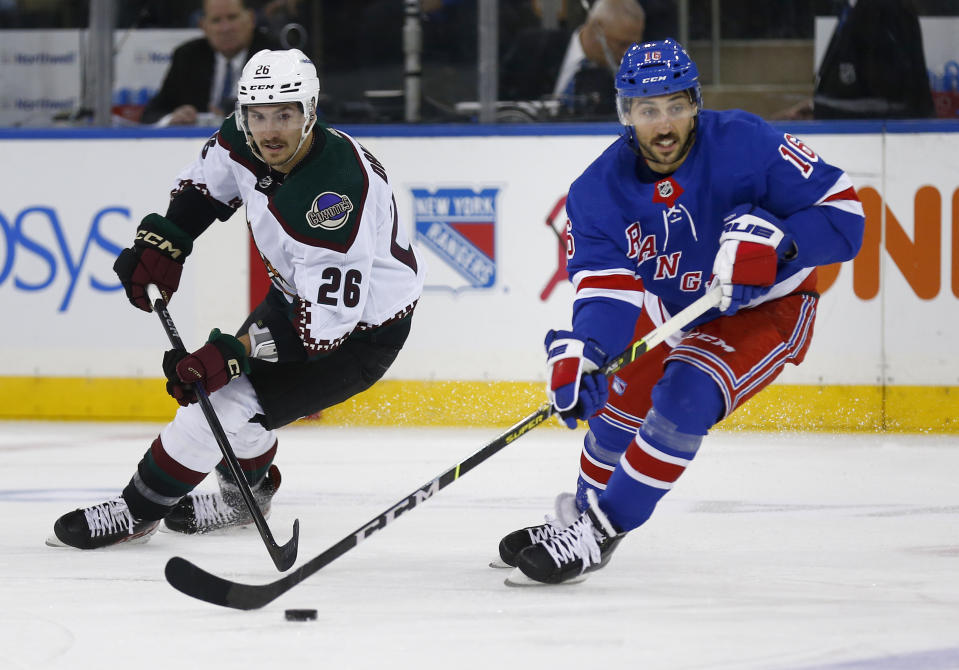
(113, 214, 193, 312)
(163, 329, 250, 406)
(711, 205, 794, 315)
(545, 330, 610, 429)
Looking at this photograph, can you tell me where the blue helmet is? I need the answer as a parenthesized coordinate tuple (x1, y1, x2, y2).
(615, 38, 702, 126)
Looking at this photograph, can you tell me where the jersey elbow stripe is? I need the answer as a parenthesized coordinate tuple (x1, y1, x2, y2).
(574, 272, 645, 291)
(816, 176, 864, 215)
(574, 287, 645, 307)
(819, 198, 864, 217)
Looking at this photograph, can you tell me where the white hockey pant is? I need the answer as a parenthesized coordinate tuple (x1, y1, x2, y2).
(160, 374, 277, 475)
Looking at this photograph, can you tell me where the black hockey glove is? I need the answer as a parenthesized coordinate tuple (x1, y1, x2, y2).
(163, 329, 250, 406)
(113, 214, 193, 312)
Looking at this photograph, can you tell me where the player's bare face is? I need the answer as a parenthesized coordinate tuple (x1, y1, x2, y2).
(627, 94, 697, 173)
(246, 104, 308, 171)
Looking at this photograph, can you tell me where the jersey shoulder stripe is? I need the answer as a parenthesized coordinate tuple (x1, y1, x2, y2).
(269, 126, 369, 251)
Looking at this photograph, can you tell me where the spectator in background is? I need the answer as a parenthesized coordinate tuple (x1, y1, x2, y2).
(777, 0, 935, 120)
(141, 0, 279, 125)
(552, 0, 644, 106)
(814, 0, 934, 119)
(501, 0, 645, 115)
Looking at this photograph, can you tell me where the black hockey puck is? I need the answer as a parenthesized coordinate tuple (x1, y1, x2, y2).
(284, 608, 317, 622)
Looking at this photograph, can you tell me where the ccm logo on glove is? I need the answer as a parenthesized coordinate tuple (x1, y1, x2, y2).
(134, 229, 187, 259)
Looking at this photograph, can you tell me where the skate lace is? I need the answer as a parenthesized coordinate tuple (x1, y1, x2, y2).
(541, 515, 603, 570)
(191, 492, 238, 527)
(528, 517, 562, 543)
(84, 498, 135, 537)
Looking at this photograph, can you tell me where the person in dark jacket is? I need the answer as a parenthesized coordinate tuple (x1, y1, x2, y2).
(814, 0, 935, 119)
(141, 0, 279, 125)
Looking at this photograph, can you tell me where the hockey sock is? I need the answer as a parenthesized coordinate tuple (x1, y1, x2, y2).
(599, 363, 723, 532)
(215, 439, 278, 487)
(122, 437, 207, 520)
(575, 424, 633, 513)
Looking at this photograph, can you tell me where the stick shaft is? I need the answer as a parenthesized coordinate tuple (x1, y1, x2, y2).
(165, 285, 722, 608)
(146, 285, 299, 571)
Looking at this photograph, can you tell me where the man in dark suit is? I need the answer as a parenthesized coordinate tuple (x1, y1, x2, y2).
(554, 0, 645, 113)
(142, 0, 279, 125)
(500, 0, 645, 118)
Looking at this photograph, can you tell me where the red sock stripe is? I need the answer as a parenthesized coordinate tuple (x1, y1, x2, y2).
(150, 437, 207, 486)
(220, 440, 278, 478)
(623, 439, 687, 484)
(579, 449, 615, 486)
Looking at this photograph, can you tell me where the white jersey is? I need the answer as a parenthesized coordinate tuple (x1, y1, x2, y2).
(172, 120, 424, 354)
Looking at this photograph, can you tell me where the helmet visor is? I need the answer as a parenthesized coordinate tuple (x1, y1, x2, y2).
(616, 94, 697, 127)
(241, 102, 306, 133)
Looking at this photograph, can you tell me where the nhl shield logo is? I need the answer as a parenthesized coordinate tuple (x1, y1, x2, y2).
(657, 180, 673, 199)
(412, 187, 498, 290)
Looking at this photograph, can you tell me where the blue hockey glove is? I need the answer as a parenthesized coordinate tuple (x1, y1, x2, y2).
(545, 330, 610, 429)
(711, 204, 794, 315)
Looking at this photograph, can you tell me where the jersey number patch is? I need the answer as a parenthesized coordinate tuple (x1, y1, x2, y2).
(317, 267, 362, 307)
(778, 133, 819, 179)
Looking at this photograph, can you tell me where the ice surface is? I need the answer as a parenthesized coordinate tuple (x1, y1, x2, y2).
(1, 421, 957, 670)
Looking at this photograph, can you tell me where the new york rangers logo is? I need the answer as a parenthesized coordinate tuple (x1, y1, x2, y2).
(412, 187, 498, 290)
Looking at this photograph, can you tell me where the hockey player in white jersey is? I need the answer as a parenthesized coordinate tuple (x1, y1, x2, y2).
(49, 49, 424, 549)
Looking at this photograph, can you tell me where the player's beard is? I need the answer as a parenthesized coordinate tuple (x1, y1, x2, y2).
(639, 128, 695, 172)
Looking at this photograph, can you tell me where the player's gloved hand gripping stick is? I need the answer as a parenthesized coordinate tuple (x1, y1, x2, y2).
(146, 284, 299, 572)
(164, 286, 722, 610)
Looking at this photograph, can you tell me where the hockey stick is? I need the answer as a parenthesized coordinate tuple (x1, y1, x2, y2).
(146, 285, 299, 572)
(164, 285, 722, 609)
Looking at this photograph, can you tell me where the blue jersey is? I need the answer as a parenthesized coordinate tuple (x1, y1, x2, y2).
(565, 109, 865, 356)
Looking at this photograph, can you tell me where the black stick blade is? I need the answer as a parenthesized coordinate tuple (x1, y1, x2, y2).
(269, 519, 300, 572)
(165, 557, 283, 610)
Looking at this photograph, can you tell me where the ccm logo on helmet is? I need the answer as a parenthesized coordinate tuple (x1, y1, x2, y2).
(249, 84, 275, 90)
(642, 76, 667, 83)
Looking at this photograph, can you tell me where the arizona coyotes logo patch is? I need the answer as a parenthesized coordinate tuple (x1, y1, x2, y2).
(652, 177, 683, 208)
(306, 192, 354, 230)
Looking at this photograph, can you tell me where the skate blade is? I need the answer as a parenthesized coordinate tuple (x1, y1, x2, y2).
(44, 525, 159, 549)
(159, 522, 255, 536)
(488, 556, 512, 569)
(503, 567, 589, 587)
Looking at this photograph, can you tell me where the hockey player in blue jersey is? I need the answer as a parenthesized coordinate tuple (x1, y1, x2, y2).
(498, 39, 865, 585)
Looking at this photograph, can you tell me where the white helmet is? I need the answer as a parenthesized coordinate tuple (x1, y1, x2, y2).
(235, 48, 320, 165)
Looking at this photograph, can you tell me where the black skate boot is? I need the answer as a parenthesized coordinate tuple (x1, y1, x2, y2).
(493, 492, 579, 568)
(163, 464, 281, 534)
(506, 490, 624, 585)
(47, 496, 160, 549)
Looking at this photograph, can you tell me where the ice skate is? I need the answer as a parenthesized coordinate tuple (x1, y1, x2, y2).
(163, 464, 281, 534)
(491, 492, 579, 568)
(47, 496, 160, 549)
(505, 490, 623, 586)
